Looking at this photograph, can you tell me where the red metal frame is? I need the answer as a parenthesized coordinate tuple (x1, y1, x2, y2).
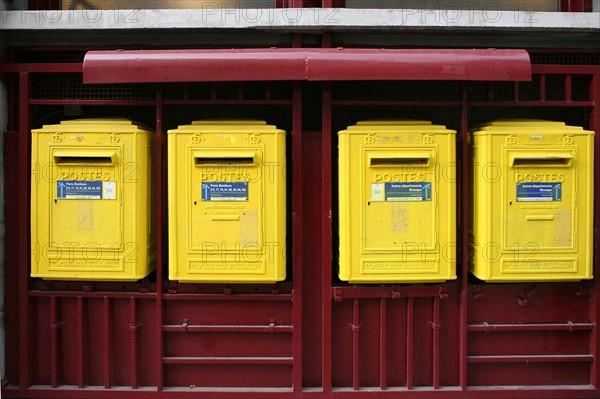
(2, 45, 600, 399)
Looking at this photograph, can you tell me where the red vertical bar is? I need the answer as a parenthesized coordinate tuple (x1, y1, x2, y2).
(77, 296, 85, 388)
(406, 298, 414, 390)
(322, 32, 332, 49)
(293, 33, 302, 49)
(590, 71, 600, 390)
(155, 84, 165, 391)
(18, 71, 31, 389)
(352, 298, 360, 390)
(459, 82, 469, 390)
(7, 76, 15, 131)
(103, 297, 111, 389)
(565, 74, 572, 101)
(540, 74, 547, 101)
(50, 296, 58, 388)
(379, 299, 387, 390)
(432, 297, 440, 389)
(560, 0, 592, 11)
(322, 82, 333, 394)
(130, 297, 138, 389)
(292, 81, 304, 394)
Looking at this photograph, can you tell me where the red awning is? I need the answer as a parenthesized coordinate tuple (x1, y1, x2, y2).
(83, 48, 531, 83)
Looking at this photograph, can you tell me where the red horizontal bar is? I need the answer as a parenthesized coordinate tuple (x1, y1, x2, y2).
(83, 49, 531, 83)
(162, 357, 294, 365)
(2, 387, 294, 399)
(468, 322, 594, 332)
(162, 324, 294, 333)
(162, 100, 293, 105)
(467, 354, 594, 363)
(163, 294, 292, 301)
(332, 101, 461, 106)
(468, 101, 593, 107)
(331, 285, 447, 300)
(2, 386, 598, 399)
(29, 100, 156, 106)
(29, 291, 156, 300)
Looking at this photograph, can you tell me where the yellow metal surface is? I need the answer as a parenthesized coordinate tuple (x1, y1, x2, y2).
(192, 119, 267, 125)
(338, 120, 457, 283)
(168, 120, 286, 283)
(356, 119, 433, 125)
(469, 119, 594, 282)
(31, 118, 156, 281)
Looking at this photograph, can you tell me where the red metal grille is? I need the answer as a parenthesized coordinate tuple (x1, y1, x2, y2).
(530, 52, 600, 65)
(8, 74, 19, 131)
(12, 49, 86, 64)
(332, 81, 461, 102)
(573, 75, 593, 101)
(32, 73, 154, 100)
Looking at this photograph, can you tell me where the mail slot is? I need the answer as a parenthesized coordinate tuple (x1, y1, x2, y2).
(30, 118, 156, 281)
(338, 120, 457, 283)
(168, 120, 286, 283)
(469, 119, 594, 282)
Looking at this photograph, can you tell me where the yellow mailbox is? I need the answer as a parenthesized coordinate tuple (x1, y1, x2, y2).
(30, 118, 156, 281)
(469, 119, 594, 282)
(338, 120, 457, 283)
(168, 120, 286, 283)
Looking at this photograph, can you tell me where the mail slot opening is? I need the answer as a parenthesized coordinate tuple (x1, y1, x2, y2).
(511, 156, 572, 168)
(195, 157, 255, 166)
(370, 157, 430, 166)
(54, 156, 114, 165)
(369, 152, 431, 168)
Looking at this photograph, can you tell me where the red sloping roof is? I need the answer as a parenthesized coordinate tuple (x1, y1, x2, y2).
(83, 48, 531, 83)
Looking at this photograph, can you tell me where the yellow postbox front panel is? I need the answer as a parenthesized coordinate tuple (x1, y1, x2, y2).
(338, 121, 457, 283)
(168, 120, 286, 283)
(31, 118, 156, 281)
(469, 119, 594, 282)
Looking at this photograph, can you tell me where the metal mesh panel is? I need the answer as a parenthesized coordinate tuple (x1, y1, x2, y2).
(530, 53, 600, 65)
(519, 74, 541, 101)
(546, 74, 566, 101)
(572, 75, 592, 101)
(32, 73, 155, 100)
(466, 82, 487, 102)
(8, 75, 20, 131)
(13, 50, 86, 64)
(332, 81, 461, 102)
(492, 82, 515, 102)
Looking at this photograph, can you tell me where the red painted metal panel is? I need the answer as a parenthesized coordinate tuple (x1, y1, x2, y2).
(301, 131, 324, 388)
(82, 49, 531, 84)
(3, 51, 600, 399)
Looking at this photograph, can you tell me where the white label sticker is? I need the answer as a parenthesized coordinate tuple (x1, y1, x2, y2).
(103, 181, 116, 200)
(371, 183, 384, 202)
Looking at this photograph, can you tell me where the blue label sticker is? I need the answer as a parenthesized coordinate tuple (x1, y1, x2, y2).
(385, 182, 432, 202)
(202, 182, 248, 202)
(516, 182, 562, 202)
(57, 180, 103, 199)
